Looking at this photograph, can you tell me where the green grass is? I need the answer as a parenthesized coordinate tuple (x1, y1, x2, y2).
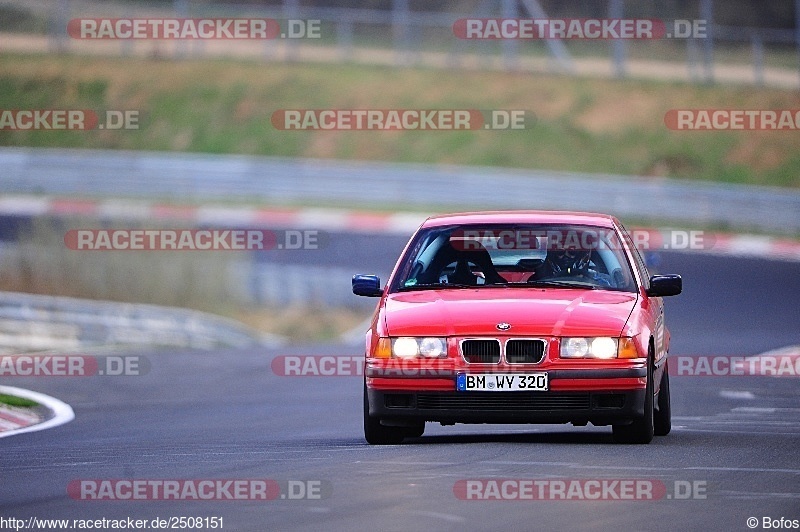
(0, 394, 39, 408)
(1, 52, 799, 187)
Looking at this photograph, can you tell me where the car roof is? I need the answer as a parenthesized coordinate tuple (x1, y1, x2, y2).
(421, 210, 620, 229)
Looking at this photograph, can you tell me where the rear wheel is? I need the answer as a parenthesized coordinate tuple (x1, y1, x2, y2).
(654, 361, 672, 436)
(363, 383, 405, 445)
(613, 347, 655, 444)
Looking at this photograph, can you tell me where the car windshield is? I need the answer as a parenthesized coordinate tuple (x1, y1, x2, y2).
(391, 224, 638, 293)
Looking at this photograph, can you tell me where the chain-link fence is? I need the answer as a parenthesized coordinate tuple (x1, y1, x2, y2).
(1, 0, 798, 87)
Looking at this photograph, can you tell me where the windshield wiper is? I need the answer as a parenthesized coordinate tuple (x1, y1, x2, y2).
(397, 282, 476, 292)
(523, 280, 600, 290)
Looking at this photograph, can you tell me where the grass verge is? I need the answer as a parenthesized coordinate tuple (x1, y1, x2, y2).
(1, 52, 799, 187)
(0, 393, 39, 408)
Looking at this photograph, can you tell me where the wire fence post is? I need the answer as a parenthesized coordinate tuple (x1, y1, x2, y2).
(796, 0, 800, 87)
(501, 0, 519, 71)
(283, 0, 300, 62)
(173, 0, 188, 59)
(700, 0, 714, 83)
(609, 0, 626, 78)
(392, 0, 411, 66)
(50, 0, 70, 53)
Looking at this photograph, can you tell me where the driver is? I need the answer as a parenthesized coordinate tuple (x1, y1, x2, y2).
(537, 246, 614, 287)
(544, 247, 591, 276)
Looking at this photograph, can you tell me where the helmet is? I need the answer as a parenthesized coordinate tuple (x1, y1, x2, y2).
(546, 247, 591, 275)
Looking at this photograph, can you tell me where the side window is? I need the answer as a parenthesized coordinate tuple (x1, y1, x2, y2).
(619, 224, 650, 290)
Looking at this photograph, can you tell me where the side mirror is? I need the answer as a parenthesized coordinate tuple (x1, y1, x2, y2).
(646, 274, 682, 297)
(352, 274, 383, 297)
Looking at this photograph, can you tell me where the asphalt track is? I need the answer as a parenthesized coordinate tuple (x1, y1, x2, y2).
(1, 246, 799, 531)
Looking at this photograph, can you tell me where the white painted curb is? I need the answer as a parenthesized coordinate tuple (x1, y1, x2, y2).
(0, 385, 75, 438)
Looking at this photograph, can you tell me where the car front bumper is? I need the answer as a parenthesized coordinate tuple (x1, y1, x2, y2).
(366, 367, 648, 426)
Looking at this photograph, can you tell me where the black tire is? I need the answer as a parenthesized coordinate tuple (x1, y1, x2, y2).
(613, 347, 655, 444)
(654, 361, 672, 436)
(363, 383, 405, 445)
(404, 422, 425, 439)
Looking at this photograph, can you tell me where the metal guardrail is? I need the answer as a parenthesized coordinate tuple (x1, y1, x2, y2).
(1, 147, 798, 234)
(229, 261, 375, 310)
(0, 289, 284, 354)
(0, 239, 375, 317)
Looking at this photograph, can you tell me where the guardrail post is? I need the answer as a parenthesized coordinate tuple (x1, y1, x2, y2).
(338, 17, 354, 61)
(687, 36, 701, 82)
(752, 33, 764, 86)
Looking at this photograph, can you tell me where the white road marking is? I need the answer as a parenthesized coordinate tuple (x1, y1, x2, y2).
(408, 510, 465, 523)
(731, 406, 776, 413)
(756, 345, 800, 358)
(719, 390, 756, 400)
(684, 466, 800, 474)
(718, 491, 800, 500)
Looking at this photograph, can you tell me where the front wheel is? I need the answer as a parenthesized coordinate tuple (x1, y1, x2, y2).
(613, 350, 655, 444)
(404, 422, 425, 439)
(654, 361, 672, 436)
(363, 383, 405, 445)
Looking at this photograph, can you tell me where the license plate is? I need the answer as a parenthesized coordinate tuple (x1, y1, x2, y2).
(457, 373, 548, 392)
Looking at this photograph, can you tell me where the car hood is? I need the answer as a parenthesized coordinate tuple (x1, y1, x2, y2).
(383, 288, 637, 337)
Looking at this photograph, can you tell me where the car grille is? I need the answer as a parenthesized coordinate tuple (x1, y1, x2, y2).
(461, 339, 501, 364)
(505, 339, 546, 364)
(416, 393, 590, 411)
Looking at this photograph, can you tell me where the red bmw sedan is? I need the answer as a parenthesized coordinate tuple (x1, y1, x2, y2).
(353, 211, 681, 444)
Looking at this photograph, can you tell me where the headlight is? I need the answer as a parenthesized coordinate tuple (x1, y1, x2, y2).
(562, 337, 589, 358)
(392, 337, 447, 358)
(419, 337, 446, 358)
(393, 337, 419, 358)
(591, 337, 617, 359)
(560, 337, 620, 359)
